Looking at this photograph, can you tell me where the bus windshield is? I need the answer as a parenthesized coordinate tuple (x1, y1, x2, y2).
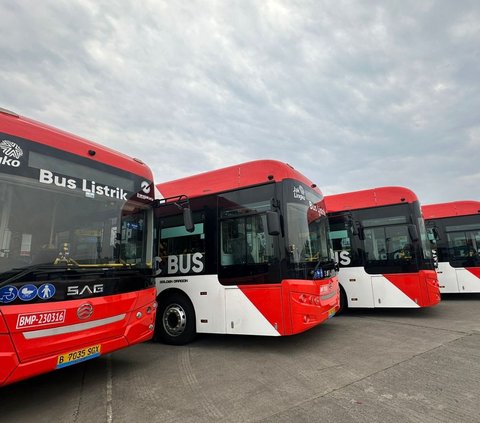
(429, 217, 480, 267)
(284, 181, 332, 277)
(329, 203, 435, 273)
(361, 215, 417, 264)
(0, 172, 150, 280)
(286, 202, 330, 263)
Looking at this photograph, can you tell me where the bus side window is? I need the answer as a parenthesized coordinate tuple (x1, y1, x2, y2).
(221, 216, 268, 266)
(159, 221, 206, 275)
(221, 220, 238, 265)
(221, 219, 247, 265)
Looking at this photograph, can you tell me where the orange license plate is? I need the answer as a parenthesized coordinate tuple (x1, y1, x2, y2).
(56, 344, 101, 369)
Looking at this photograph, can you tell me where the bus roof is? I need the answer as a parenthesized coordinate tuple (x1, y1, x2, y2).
(422, 201, 480, 219)
(0, 108, 152, 179)
(324, 186, 418, 213)
(157, 160, 321, 199)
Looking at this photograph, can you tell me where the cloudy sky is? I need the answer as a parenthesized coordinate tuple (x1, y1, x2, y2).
(1, 1, 479, 204)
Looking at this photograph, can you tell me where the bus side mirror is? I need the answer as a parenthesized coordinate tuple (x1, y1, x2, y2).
(266, 211, 281, 236)
(408, 224, 419, 242)
(356, 222, 365, 240)
(349, 223, 358, 236)
(432, 227, 440, 241)
(345, 215, 358, 236)
(183, 208, 195, 233)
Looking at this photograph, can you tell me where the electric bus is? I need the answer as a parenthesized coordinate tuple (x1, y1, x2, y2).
(325, 186, 440, 311)
(0, 108, 157, 386)
(423, 201, 480, 293)
(153, 160, 339, 344)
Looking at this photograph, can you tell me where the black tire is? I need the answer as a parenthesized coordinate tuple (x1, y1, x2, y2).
(155, 293, 196, 345)
(336, 286, 348, 315)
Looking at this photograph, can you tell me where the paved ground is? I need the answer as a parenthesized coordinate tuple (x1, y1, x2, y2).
(1, 294, 480, 423)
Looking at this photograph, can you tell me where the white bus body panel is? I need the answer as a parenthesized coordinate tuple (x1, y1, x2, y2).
(436, 262, 460, 293)
(155, 275, 280, 336)
(339, 267, 419, 308)
(225, 287, 279, 336)
(337, 267, 375, 308)
(437, 262, 480, 293)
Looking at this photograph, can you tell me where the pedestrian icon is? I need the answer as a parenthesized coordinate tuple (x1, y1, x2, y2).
(38, 283, 55, 300)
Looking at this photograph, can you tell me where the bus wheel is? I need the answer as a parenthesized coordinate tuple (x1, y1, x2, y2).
(337, 286, 348, 315)
(156, 294, 196, 345)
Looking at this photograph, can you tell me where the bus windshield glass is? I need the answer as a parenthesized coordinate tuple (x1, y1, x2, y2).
(0, 146, 152, 279)
(0, 176, 149, 277)
(284, 181, 331, 274)
(361, 215, 415, 263)
(356, 202, 435, 272)
(446, 223, 480, 261)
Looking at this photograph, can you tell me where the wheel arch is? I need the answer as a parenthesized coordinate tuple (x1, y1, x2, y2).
(155, 288, 197, 344)
(338, 283, 348, 314)
(156, 287, 193, 307)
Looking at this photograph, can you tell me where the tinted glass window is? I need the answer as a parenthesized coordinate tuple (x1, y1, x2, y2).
(330, 203, 435, 274)
(217, 183, 282, 284)
(157, 216, 206, 276)
(426, 215, 480, 267)
(220, 215, 276, 266)
(0, 173, 149, 278)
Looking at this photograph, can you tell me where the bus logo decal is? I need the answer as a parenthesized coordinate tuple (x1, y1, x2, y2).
(77, 303, 94, 320)
(141, 181, 151, 194)
(0, 140, 23, 159)
(293, 185, 306, 201)
(67, 284, 104, 296)
(18, 284, 38, 301)
(0, 140, 23, 167)
(0, 285, 18, 303)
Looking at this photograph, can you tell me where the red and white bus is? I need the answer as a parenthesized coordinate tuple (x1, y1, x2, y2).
(153, 160, 339, 344)
(423, 201, 480, 293)
(325, 186, 440, 311)
(0, 108, 157, 386)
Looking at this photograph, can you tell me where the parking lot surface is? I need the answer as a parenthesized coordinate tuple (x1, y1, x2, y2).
(1, 294, 479, 423)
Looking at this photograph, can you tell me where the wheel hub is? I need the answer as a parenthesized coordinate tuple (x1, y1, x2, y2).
(163, 304, 187, 336)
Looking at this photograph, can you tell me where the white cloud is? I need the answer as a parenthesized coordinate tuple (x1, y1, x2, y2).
(1, 0, 479, 204)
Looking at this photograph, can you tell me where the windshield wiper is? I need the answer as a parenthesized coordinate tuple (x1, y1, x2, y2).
(0, 262, 77, 286)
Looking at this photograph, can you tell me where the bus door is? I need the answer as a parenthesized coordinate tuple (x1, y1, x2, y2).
(455, 269, 480, 292)
(435, 262, 459, 292)
(447, 225, 480, 292)
(220, 214, 282, 336)
(370, 275, 417, 307)
(364, 224, 420, 307)
(341, 268, 375, 308)
(224, 286, 280, 336)
(329, 219, 376, 308)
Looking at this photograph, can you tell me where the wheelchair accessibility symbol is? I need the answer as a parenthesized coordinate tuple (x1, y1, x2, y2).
(0, 285, 18, 303)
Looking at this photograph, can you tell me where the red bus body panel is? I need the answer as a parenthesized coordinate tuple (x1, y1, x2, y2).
(0, 110, 151, 179)
(157, 160, 322, 199)
(324, 186, 418, 212)
(239, 277, 339, 336)
(0, 109, 156, 386)
(0, 287, 156, 386)
(325, 186, 440, 309)
(156, 160, 339, 337)
(422, 201, 480, 220)
(422, 201, 480, 293)
(383, 270, 440, 307)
